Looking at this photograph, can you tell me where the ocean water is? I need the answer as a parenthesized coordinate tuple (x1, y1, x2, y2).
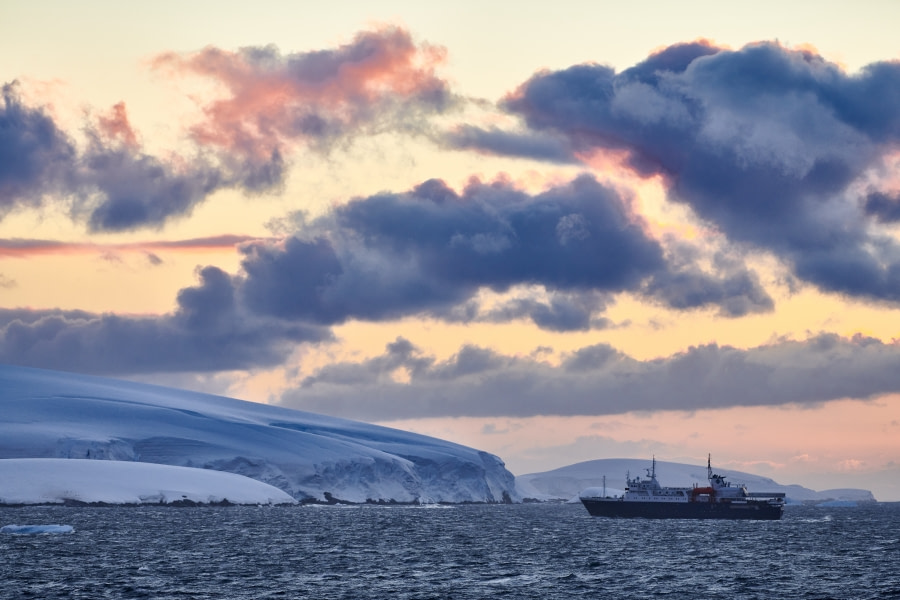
(1, 503, 898, 599)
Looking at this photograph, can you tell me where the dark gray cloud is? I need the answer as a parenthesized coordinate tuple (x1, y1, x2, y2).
(441, 125, 578, 163)
(77, 134, 226, 232)
(481, 293, 612, 332)
(864, 190, 900, 223)
(280, 333, 900, 420)
(468, 41, 900, 303)
(643, 264, 773, 317)
(237, 174, 771, 328)
(0, 267, 330, 375)
(0, 82, 76, 215)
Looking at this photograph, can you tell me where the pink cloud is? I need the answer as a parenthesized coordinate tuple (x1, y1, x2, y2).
(95, 102, 139, 149)
(0, 235, 266, 258)
(152, 27, 452, 161)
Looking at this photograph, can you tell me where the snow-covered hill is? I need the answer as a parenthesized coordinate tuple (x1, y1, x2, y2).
(516, 458, 876, 504)
(0, 459, 295, 505)
(0, 364, 517, 504)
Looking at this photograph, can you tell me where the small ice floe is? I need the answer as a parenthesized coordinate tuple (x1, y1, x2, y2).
(1, 524, 74, 535)
(816, 500, 858, 508)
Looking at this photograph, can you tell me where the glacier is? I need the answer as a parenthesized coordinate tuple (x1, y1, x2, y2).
(0, 364, 517, 504)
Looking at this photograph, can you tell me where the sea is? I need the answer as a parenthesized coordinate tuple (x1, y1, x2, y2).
(1, 502, 898, 599)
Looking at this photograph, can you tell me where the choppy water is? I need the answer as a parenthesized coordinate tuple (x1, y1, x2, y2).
(1, 503, 898, 599)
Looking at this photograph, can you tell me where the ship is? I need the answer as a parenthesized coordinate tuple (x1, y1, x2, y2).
(579, 455, 785, 520)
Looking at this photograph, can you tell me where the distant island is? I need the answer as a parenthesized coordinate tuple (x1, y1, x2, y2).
(515, 458, 877, 505)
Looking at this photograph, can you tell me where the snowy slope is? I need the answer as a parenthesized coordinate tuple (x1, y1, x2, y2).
(516, 458, 876, 503)
(0, 459, 295, 505)
(0, 364, 516, 504)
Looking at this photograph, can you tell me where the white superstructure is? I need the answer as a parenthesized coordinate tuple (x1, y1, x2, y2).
(621, 456, 692, 503)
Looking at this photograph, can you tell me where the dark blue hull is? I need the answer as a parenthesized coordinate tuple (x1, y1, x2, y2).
(581, 498, 784, 520)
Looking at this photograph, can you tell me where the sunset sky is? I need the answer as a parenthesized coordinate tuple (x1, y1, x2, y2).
(2, 0, 900, 500)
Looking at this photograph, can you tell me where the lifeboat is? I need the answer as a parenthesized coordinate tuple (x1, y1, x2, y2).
(691, 486, 715, 502)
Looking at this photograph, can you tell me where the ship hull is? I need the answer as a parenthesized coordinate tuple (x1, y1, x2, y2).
(580, 498, 784, 520)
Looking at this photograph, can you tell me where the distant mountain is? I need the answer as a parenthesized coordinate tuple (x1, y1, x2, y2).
(516, 458, 876, 504)
(0, 364, 517, 504)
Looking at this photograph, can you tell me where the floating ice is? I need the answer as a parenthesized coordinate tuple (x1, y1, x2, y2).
(1, 524, 74, 535)
(816, 500, 858, 508)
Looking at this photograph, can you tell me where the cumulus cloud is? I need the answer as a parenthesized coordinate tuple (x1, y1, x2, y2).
(236, 174, 771, 328)
(464, 41, 900, 303)
(280, 333, 900, 420)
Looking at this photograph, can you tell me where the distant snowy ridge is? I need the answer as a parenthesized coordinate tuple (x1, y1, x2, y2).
(0, 459, 295, 505)
(516, 458, 877, 503)
(0, 364, 517, 504)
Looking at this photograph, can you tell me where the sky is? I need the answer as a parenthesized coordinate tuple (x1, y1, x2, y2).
(2, 0, 900, 500)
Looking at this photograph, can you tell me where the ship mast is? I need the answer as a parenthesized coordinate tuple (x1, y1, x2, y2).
(707, 453, 712, 480)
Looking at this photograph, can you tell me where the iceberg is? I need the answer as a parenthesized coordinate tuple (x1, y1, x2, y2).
(816, 500, 858, 507)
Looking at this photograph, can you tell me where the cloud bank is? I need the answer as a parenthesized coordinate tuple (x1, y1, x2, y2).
(0, 173, 771, 374)
(280, 333, 900, 420)
(0, 268, 330, 374)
